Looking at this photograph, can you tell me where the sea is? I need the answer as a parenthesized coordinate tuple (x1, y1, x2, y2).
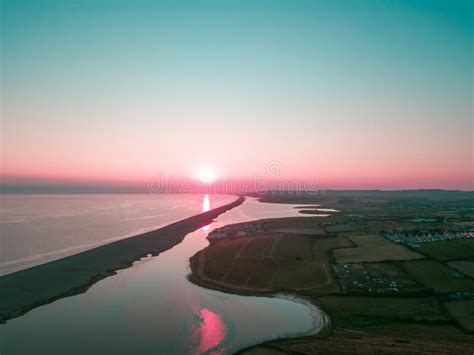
(0, 194, 325, 354)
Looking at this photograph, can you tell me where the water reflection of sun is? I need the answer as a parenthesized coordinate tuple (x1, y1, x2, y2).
(201, 194, 210, 231)
(194, 307, 226, 355)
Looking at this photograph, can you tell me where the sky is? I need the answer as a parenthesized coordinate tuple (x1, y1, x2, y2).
(1, 0, 473, 190)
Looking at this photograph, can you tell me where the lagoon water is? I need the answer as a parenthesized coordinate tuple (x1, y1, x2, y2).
(0, 195, 324, 354)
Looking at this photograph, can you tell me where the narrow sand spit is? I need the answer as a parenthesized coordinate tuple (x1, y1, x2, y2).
(0, 196, 245, 324)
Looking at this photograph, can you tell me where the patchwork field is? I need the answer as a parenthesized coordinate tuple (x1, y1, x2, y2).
(317, 296, 448, 323)
(237, 191, 474, 355)
(245, 325, 474, 355)
(333, 262, 424, 294)
(260, 216, 344, 232)
(266, 227, 325, 235)
(445, 300, 474, 331)
(334, 235, 424, 263)
(190, 233, 347, 294)
(449, 260, 474, 278)
(402, 260, 474, 293)
(312, 237, 353, 260)
(325, 225, 355, 233)
(418, 240, 474, 261)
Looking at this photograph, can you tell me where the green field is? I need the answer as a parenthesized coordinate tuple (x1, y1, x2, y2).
(334, 235, 424, 263)
(325, 225, 355, 233)
(445, 300, 474, 331)
(317, 296, 448, 323)
(334, 262, 424, 294)
(418, 240, 474, 261)
(261, 216, 344, 234)
(235, 191, 474, 355)
(191, 233, 344, 293)
(448, 260, 474, 278)
(402, 260, 474, 293)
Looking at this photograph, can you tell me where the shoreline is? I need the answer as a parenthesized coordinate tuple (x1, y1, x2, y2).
(272, 293, 331, 336)
(188, 261, 333, 352)
(192, 192, 474, 354)
(187, 262, 332, 352)
(0, 195, 245, 324)
(187, 216, 335, 351)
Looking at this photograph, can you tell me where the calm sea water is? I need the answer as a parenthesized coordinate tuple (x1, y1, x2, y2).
(0, 195, 325, 354)
(0, 194, 236, 275)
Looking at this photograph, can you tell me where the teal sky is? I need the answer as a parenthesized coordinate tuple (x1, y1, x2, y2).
(1, 0, 473, 189)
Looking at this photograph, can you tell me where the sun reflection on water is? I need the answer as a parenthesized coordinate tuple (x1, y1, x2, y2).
(201, 194, 211, 231)
(193, 307, 226, 355)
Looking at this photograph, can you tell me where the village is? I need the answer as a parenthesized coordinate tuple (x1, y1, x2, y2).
(386, 231, 474, 247)
(207, 222, 264, 241)
(332, 262, 423, 294)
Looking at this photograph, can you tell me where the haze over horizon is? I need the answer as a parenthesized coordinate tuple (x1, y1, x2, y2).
(1, 0, 473, 191)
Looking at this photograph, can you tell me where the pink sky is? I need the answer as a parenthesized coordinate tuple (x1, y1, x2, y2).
(2, 0, 472, 191)
(2, 105, 472, 190)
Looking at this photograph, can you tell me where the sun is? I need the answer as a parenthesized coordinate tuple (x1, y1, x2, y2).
(198, 169, 216, 183)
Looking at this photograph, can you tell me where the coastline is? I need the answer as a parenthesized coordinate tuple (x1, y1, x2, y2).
(187, 215, 335, 352)
(0, 195, 245, 324)
(187, 262, 332, 340)
(188, 257, 333, 353)
(190, 192, 474, 354)
(272, 293, 331, 336)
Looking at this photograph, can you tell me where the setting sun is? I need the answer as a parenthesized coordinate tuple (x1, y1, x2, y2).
(198, 169, 216, 184)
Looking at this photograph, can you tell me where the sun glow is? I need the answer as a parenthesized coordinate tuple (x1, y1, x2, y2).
(198, 169, 216, 184)
(201, 194, 211, 231)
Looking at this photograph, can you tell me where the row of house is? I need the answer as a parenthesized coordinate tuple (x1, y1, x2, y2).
(387, 231, 474, 246)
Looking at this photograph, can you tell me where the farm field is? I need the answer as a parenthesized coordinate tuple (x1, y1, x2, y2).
(192, 190, 474, 354)
(316, 296, 448, 323)
(334, 235, 424, 263)
(449, 260, 474, 278)
(333, 262, 424, 294)
(190, 233, 343, 294)
(418, 240, 474, 261)
(444, 300, 474, 331)
(402, 260, 474, 293)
